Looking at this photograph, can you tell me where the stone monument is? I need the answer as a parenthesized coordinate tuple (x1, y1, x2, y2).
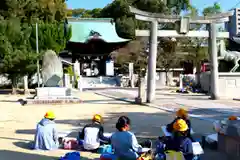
(42, 50, 63, 87)
(24, 50, 83, 105)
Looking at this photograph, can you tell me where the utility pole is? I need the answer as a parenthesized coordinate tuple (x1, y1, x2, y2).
(36, 23, 40, 87)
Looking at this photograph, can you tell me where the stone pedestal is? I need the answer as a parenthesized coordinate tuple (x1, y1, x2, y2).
(135, 77, 145, 104)
(35, 87, 71, 99)
(22, 87, 83, 105)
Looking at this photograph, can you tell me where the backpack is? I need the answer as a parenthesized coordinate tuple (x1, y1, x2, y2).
(59, 152, 80, 160)
(63, 139, 78, 150)
(165, 150, 185, 160)
(98, 145, 112, 154)
(137, 150, 154, 160)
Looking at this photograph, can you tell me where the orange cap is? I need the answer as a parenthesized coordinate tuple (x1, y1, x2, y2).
(228, 116, 237, 121)
(176, 108, 188, 118)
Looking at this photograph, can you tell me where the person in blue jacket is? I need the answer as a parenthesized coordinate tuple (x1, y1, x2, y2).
(111, 116, 152, 160)
(33, 111, 59, 150)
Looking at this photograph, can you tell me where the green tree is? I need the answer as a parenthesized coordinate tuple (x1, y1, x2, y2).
(157, 38, 181, 85)
(203, 2, 221, 16)
(29, 23, 71, 54)
(167, 0, 191, 14)
(0, 19, 37, 93)
(111, 39, 147, 73)
(0, 0, 67, 22)
(68, 8, 102, 18)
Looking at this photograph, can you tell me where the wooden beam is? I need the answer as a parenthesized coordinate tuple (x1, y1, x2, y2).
(136, 30, 229, 38)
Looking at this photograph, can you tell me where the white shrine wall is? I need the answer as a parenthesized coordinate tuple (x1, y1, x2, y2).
(200, 72, 240, 99)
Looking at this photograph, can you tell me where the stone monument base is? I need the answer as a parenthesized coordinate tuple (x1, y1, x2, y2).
(20, 87, 82, 105)
(35, 87, 71, 98)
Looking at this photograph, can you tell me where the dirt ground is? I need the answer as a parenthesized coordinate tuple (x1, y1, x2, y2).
(0, 92, 227, 160)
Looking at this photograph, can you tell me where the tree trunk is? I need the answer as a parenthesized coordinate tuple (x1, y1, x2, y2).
(165, 69, 169, 86)
(24, 75, 30, 95)
(11, 77, 17, 95)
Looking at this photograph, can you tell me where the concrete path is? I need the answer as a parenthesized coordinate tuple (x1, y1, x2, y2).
(96, 88, 240, 122)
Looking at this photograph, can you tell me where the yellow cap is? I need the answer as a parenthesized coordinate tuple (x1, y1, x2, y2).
(173, 119, 188, 132)
(228, 116, 237, 121)
(92, 114, 102, 123)
(44, 111, 56, 119)
(176, 108, 188, 118)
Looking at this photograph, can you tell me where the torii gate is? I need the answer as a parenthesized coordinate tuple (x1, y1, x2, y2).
(129, 6, 233, 102)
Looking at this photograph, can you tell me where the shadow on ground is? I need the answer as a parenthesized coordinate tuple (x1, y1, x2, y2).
(0, 89, 35, 95)
(13, 141, 33, 150)
(0, 150, 98, 160)
(0, 150, 57, 160)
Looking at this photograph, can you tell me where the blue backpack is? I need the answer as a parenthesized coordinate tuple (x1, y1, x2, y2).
(97, 144, 112, 154)
(59, 152, 80, 160)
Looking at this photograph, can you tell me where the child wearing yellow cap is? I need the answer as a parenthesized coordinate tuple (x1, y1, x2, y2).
(164, 119, 196, 160)
(33, 111, 58, 150)
(166, 108, 192, 139)
(78, 114, 110, 151)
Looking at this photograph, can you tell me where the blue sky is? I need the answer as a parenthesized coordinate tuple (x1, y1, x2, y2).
(67, 0, 240, 12)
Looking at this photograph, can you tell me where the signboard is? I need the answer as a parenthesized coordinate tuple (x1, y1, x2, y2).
(106, 60, 114, 76)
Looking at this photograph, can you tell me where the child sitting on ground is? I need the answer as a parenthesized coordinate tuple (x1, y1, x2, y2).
(213, 115, 238, 133)
(158, 119, 197, 160)
(167, 108, 192, 139)
(111, 116, 152, 160)
(33, 111, 59, 150)
(78, 114, 110, 151)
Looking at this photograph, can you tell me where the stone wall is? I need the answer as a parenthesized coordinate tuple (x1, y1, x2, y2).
(199, 72, 211, 92)
(200, 72, 240, 99)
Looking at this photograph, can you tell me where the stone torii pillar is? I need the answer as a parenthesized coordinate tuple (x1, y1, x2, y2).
(129, 6, 233, 102)
(208, 23, 219, 99)
(147, 21, 158, 102)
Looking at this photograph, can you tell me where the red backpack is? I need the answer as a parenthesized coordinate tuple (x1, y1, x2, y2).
(63, 139, 78, 150)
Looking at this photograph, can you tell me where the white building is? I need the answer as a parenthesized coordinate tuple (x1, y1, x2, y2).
(226, 8, 240, 36)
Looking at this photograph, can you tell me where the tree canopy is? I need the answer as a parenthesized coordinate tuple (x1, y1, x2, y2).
(0, 0, 71, 92)
(0, 0, 67, 22)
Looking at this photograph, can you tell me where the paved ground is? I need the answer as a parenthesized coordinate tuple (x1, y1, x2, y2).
(0, 91, 229, 160)
(96, 88, 240, 122)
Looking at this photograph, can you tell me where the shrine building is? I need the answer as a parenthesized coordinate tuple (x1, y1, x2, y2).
(60, 18, 130, 76)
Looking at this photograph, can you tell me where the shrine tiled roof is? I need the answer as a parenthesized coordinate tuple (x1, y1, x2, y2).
(66, 18, 130, 43)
